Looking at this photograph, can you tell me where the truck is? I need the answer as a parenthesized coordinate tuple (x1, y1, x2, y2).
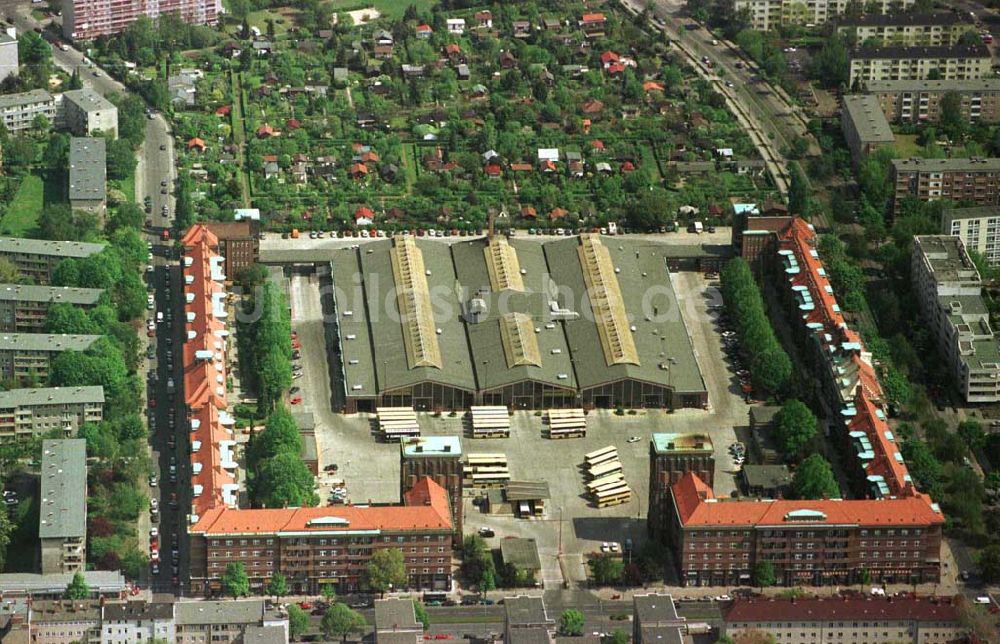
(291, 229, 300, 239)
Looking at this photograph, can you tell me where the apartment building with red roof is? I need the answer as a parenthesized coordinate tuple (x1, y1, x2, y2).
(181, 224, 456, 596)
(188, 477, 454, 595)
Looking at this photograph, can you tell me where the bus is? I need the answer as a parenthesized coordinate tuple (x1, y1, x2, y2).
(588, 460, 623, 480)
(467, 454, 507, 467)
(586, 472, 624, 491)
(594, 484, 632, 508)
(584, 446, 618, 467)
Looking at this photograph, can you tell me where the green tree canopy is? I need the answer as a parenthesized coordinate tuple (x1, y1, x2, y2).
(64, 571, 90, 599)
(414, 602, 430, 630)
(751, 561, 776, 588)
(222, 562, 250, 599)
(321, 603, 366, 642)
(364, 548, 408, 595)
(287, 604, 310, 640)
(265, 572, 288, 599)
(774, 399, 818, 459)
(558, 609, 585, 636)
(978, 544, 1000, 583)
(791, 454, 840, 500)
(588, 554, 625, 585)
(255, 451, 319, 508)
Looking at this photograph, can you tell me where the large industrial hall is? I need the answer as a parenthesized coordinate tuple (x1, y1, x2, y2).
(322, 233, 706, 413)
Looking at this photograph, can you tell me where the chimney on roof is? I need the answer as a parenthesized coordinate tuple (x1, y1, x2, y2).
(444, 444, 451, 452)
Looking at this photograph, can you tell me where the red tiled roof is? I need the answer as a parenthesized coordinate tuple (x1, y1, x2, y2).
(581, 100, 604, 114)
(416, 24, 432, 32)
(549, 207, 568, 220)
(723, 596, 959, 624)
(355, 206, 375, 220)
(510, 163, 533, 172)
(643, 81, 665, 92)
(351, 163, 369, 176)
(672, 474, 943, 528)
(187, 137, 206, 150)
(606, 62, 625, 75)
(446, 43, 461, 55)
(582, 13, 606, 23)
(590, 139, 604, 150)
(191, 477, 453, 534)
(484, 164, 502, 176)
(600, 51, 619, 64)
(215, 105, 231, 116)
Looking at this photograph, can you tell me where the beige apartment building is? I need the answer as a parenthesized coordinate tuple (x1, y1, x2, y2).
(868, 78, 1000, 123)
(849, 44, 992, 85)
(0, 285, 102, 332)
(835, 12, 974, 47)
(0, 238, 104, 284)
(59, 89, 118, 139)
(25, 599, 101, 644)
(891, 157, 1000, 214)
(38, 439, 87, 575)
(174, 599, 288, 644)
(0, 386, 104, 441)
(912, 236, 1000, 403)
(0, 333, 101, 382)
(942, 205, 1000, 265)
(735, 0, 914, 32)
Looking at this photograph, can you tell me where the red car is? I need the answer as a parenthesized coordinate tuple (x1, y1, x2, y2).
(147, 329, 155, 337)
(298, 602, 312, 610)
(290, 396, 302, 405)
(434, 635, 452, 640)
(292, 340, 302, 350)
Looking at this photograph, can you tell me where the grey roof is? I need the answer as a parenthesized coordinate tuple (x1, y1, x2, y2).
(543, 237, 705, 394)
(0, 284, 103, 305)
(505, 480, 550, 501)
(175, 599, 265, 625)
(836, 11, 966, 27)
(749, 405, 781, 426)
(659, 244, 731, 259)
(0, 570, 125, 595)
(0, 237, 104, 258)
(504, 595, 551, 626)
(0, 386, 104, 409)
(244, 625, 289, 644)
(0, 333, 101, 352)
(842, 95, 894, 144)
(0, 89, 53, 110)
(892, 157, 1000, 173)
(509, 628, 552, 644)
(915, 235, 981, 283)
(378, 632, 422, 644)
(38, 439, 87, 540)
(301, 431, 318, 462)
(451, 239, 576, 392)
(68, 137, 107, 203)
(62, 89, 115, 114)
(867, 78, 1000, 93)
(500, 537, 542, 571)
(30, 599, 102, 622)
(294, 411, 315, 431)
(639, 626, 684, 644)
(374, 598, 420, 631)
(850, 44, 990, 60)
(102, 600, 174, 622)
(741, 464, 793, 491)
(633, 594, 680, 624)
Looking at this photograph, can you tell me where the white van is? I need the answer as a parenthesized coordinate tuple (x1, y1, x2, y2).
(156, 311, 163, 323)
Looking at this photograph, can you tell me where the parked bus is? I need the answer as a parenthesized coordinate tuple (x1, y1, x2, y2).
(588, 460, 623, 480)
(594, 485, 632, 508)
(584, 445, 617, 465)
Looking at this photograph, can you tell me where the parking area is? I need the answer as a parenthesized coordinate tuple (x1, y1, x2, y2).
(285, 260, 757, 590)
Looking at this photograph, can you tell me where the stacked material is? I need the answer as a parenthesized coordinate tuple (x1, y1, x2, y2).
(377, 407, 420, 440)
(470, 405, 510, 438)
(546, 408, 586, 438)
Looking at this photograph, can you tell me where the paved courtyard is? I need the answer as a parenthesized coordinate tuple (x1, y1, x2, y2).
(285, 253, 756, 590)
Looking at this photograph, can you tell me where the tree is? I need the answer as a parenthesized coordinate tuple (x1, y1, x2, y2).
(249, 406, 302, 467)
(266, 572, 288, 600)
(791, 454, 840, 500)
(414, 602, 430, 630)
(461, 534, 494, 584)
(751, 561, 776, 588)
(0, 258, 27, 285)
(321, 583, 337, 603)
(958, 420, 986, 452)
(588, 554, 625, 585)
(222, 562, 250, 599)
(321, 603, 366, 642)
(64, 571, 90, 599)
(364, 548, 408, 596)
(106, 138, 138, 181)
(287, 604, 310, 640)
(810, 32, 850, 88)
(788, 165, 809, 216)
(978, 544, 1000, 583)
(43, 132, 70, 172)
(255, 452, 319, 508)
(558, 609, 585, 636)
(480, 568, 497, 591)
(939, 90, 966, 140)
(774, 399, 818, 459)
(606, 630, 629, 644)
(67, 67, 83, 90)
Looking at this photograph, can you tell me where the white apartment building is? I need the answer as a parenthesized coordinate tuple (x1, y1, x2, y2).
(0, 89, 55, 133)
(943, 206, 1000, 266)
(59, 89, 118, 139)
(0, 28, 18, 80)
(0, 386, 104, 441)
(735, 0, 914, 32)
(912, 236, 1000, 403)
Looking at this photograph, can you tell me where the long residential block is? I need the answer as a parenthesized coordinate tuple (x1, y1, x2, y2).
(942, 205, 1000, 265)
(62, 0, 218, 41)
(912, 235, 1000, 403)
(68, 137, 107, 216)
(734, 0, 914, 31)
(0, 385, 103, 441)
(0, 237, 104, 284)
(38, 439, 87, 574)
(0, 284, 102, 332)
(868, 78, 1000, 123)
(849, 44, 992, 85)
(0, 333, 102, 381)
(891, 157, 1000, 214)
(835, 12, 974, 47)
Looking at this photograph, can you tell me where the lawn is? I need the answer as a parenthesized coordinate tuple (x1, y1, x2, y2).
(1, 174, 43, 236)
(893, 133, 922, 158)
(248, 8, 300, 36)
(111, 166, 136, 203)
